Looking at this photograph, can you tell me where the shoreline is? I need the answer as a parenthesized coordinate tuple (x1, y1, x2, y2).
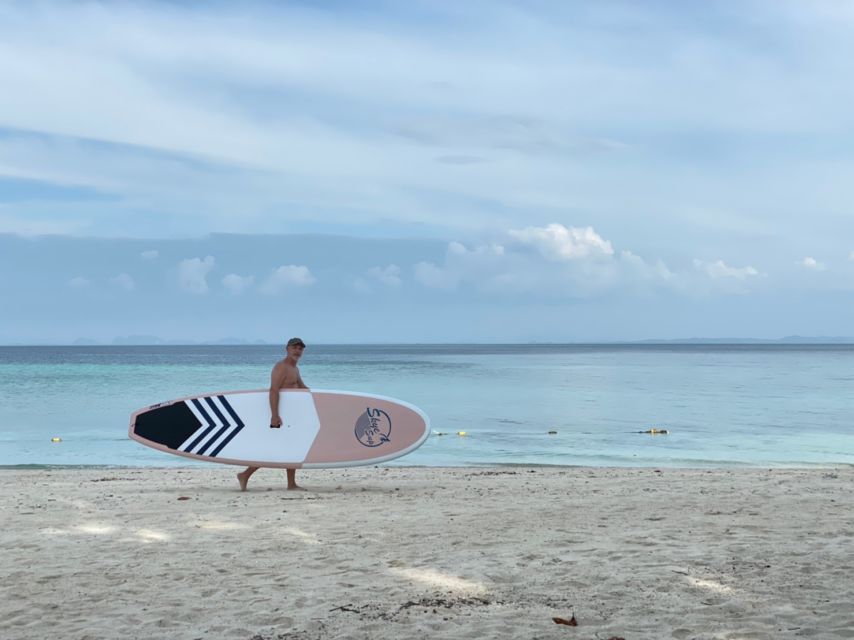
(3, 460, 853, 470)
(4, 466, 853, 639)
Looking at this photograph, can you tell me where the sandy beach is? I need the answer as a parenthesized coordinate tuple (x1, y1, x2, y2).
(2, 466, 852, 639)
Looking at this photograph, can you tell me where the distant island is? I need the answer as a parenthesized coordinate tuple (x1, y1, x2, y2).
(636, 336, 854, 345)
(71, 336, 272, 346)
(46, 335, 854, 346)
(2, 335, 853, 347)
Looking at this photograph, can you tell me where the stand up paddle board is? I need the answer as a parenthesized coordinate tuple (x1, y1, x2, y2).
(129, 389, 430, 468)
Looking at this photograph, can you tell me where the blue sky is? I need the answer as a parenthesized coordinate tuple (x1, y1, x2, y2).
(1, 0, 853, 343)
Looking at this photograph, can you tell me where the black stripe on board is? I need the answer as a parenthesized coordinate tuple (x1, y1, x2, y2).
(194, 397, 233, 456)
(191, 397, 215, 427)
(192, 397, 234, 456)
(204, 396, 230, 429)
(133, 402, 201, 450)
(218, 395, 245, 429)
(183, 398, 218, 452)
(196, 423, 232, 456)
(209, 396, 245, 457)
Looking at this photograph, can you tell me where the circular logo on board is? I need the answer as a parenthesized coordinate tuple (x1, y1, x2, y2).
(355, 408, 392, 447)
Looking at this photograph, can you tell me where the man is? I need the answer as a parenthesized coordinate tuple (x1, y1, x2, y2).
(237, 337, 309, 491)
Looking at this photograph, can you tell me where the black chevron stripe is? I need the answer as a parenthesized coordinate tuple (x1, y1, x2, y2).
(183, 398, 217, 452)
(204, 396, 229, 428)
(209, 396, 245, 457)
(218, 395, 245, 429)
(195, 397, 233, 456)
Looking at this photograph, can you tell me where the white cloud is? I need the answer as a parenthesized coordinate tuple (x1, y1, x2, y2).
(801, 256, 826, 271)
(260, 265, 315, 295)
(141, 249, 159, 260)
(367, 264, 402, 287)
(693, 259, 760, 280)
(178, 256, 215, 294)
(509, 224, 613, 261)
(448, 241, 505, 258)
(620, 250, 678, 284)
(414, 261, 459, 290)
(1, 1, 853, 255)
(68, 276, 89, 288)
(413, 232, 683, 297)
(109, 273, 135, 291)
(222, 273, 254, 295)
(350, 276, 373, 294)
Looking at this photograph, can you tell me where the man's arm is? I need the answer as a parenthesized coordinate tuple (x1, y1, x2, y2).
(297, 372, 309, 390)
(269, 363, 288, 426)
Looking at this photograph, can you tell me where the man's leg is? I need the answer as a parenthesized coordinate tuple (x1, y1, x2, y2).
(286, 468, 302, 490)
(237, 466, 259, 491)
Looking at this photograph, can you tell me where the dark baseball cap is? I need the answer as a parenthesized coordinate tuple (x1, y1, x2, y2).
(286, 337, 306, 348)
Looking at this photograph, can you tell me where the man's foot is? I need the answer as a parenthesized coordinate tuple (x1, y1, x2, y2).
(237, 471, 250, 491)
(287, 484, 305, 491)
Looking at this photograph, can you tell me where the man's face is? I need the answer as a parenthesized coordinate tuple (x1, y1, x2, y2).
(287, 344, 305, 360)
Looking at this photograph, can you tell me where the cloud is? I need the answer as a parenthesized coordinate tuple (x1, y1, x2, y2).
(448, 241, 505, 258)
(367, 264, 402, 287)
(620, 250, 679, 284)
(68, 276, 89, 288)
(412, 231, 686, 298)
(222, 273, 255, 295)
(0, 0, 853, 266)
(509, 224, 614, 261)
(693, 259, 760, 280)
(801, 256, 826, 271)
(435, 155, 488, 165)
(260, 265, 315, 295)
(414, 261, 459, 290)
(140, 249, 158, 260)
(350, 277, 373, 294)
(178, 256, 215, 294)
(109, 273, 135, 291)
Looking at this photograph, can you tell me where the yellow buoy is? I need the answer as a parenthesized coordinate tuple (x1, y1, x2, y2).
(51, 437, 62, 443)
(457, 431, 467, 436)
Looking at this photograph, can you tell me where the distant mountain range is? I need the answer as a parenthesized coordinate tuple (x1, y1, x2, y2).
(637, 336, 854, 344)
(52, 335, 854, 346)
(72, 336, 272, 346)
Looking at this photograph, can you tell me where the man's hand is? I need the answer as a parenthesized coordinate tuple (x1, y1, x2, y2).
(270, 415, 283, 429)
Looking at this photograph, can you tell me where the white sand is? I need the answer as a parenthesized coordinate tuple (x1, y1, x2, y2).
(2, 466, 853, 639)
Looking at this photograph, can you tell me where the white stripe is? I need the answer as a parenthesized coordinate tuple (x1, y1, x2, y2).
(202, 425, 239, 455)
(194, 396, 237, 455)
(185, 399, 210, 428)
(178, 400, 214, 452)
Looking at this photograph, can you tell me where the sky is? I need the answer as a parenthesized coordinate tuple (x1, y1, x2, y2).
(1, 0, 854, 343)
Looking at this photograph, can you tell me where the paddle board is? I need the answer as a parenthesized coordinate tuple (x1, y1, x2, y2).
(129, 389, 430, 468)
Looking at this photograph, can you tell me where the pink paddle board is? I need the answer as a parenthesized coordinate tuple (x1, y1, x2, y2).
(129, 389, 430, 468)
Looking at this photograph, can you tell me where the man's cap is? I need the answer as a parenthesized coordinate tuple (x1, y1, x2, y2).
(287, 337, 306, 348)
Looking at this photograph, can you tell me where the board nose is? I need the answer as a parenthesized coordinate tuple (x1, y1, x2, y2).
(132, 402, 202, 450)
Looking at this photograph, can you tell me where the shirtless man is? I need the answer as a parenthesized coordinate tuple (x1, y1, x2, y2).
(237, 337, 308, 491)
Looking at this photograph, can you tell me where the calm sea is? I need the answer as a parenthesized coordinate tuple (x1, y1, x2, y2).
(1, 344, 852, 468)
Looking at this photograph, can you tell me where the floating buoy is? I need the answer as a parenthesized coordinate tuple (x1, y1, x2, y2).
(639, 428, 669, 435)
(548, 430, 558, 435)
(457, 431, 467, 437)
(51, 437, 62, 443)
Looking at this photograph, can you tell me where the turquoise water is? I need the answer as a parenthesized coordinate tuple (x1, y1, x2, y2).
(1, 345, 852, 468)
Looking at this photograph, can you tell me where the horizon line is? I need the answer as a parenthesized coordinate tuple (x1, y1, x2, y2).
(3, 337, 854, 347)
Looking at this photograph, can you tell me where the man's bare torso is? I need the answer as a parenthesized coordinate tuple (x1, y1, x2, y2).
(273, 359, 303, 389)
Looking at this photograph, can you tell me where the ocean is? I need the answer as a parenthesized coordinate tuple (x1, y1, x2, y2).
(1, 344, 852, 468)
